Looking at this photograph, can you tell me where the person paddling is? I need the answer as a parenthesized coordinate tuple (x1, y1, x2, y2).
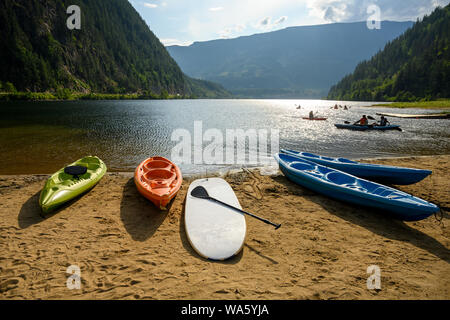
(378, 115, 390, 126)
(309, 110, 314, 119)
(354, 115, 368, 126)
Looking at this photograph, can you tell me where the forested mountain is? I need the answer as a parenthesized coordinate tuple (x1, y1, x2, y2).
(327, 5, 450, 102)
(0, 0, 230, 98)
(167, 21, 413, 98)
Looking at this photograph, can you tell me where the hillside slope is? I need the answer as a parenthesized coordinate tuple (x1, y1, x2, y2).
(0, 0, 230, 98)
(327, 5, 450, 102)
(167, 21, 413, 98)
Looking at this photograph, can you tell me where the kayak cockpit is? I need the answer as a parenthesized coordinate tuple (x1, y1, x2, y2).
(302, 152, 319, 158)
(337, 158, 358, 164)
(295, 151, 357, 164)
(289, 161, 334, 178)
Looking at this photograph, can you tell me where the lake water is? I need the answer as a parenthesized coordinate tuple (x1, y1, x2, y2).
(1, 99, 449, 175)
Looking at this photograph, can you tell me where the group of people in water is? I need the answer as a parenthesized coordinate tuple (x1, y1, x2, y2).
(330, 104, 349, 110)
(296, 104, 390, 126)
(297, 104, 349, 111)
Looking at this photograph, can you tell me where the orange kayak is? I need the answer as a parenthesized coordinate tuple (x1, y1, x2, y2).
(134, 157, 183, 209)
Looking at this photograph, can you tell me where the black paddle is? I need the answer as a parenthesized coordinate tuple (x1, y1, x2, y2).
(345, 115, 376, 125)
(344, 120, 365, 125)
(344, 120, 372, 127)
(191, 186, 281, 229)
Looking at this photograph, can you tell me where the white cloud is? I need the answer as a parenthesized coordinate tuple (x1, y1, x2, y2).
(254, 16, 271, 30)
(143, 3, 158, 8)
(136, 0, 449, 47)
(259, 16, 271, 26)
(218, 28, 232, 38)
(178, 1, 296, 41)
(209, 7, 224, 12)
(160, 38, 193, 46)
(274, 16, 288, 25)
(305, 0, 450, 23)
(255, 15, 288, 30)
(218, 24, 247, 38)
(235, 24, 246, 32)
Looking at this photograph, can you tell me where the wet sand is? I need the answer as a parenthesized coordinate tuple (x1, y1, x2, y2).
(0, 155, 449, 299)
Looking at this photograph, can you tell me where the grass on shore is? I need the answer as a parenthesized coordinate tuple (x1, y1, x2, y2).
(371, 100, 450, 110)
(0, 91, 195, 101)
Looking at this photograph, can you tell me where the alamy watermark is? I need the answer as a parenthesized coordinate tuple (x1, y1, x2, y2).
(367, 4, 381, 30)
(66, 265, 81, 290)
(366, 265, 381, 290)
(171, 121, 279, 167)
(67, 5, 81, 30)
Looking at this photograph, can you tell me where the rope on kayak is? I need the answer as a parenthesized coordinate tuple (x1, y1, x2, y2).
(434, 208, 444, 225)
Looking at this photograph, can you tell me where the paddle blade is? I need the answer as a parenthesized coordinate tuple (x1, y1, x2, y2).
(191, 186, 210, 199)
(367, 116, 376, 120)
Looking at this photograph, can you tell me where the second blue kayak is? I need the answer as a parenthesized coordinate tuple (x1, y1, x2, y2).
(281, 149, 432, 185)
(274, 153, 439, 221)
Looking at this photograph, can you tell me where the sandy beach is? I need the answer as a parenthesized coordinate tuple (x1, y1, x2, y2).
(0, 155, 449, 300)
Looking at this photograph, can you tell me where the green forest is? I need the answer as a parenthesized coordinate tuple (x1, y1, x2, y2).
(327, 4, 450, 102)
(0, 0, 230, 99)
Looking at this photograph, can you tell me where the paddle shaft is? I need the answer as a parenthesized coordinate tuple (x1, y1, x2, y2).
(206, 196, 281, 229)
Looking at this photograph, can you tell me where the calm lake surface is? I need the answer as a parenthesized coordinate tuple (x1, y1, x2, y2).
(1, 99, 449, 174)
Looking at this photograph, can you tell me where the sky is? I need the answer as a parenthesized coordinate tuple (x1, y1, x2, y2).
(129, 0, 450, 46)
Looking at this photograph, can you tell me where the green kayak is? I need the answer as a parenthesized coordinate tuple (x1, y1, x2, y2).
(39, 156, 107, 214)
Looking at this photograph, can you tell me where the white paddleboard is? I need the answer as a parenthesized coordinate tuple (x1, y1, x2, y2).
(185, 178, 247, 260)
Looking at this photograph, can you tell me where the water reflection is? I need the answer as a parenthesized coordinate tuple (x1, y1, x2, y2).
(0, 99, 448, 174)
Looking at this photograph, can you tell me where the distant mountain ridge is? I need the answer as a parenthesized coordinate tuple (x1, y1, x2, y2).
(167, 21, 413, 98)
(0, 0, 230, 98)
(327, 5, 450, 101)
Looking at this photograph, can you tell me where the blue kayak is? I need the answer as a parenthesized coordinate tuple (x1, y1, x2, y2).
(280, 149, 432, 185)
(274, 153, 439, 221)
(335, 124, 401, 131)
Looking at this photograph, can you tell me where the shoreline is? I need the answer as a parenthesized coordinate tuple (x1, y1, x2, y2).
(0, 92, 197, 102)
(1, 154, 449, 177)
(370, 100, 450, 110)
(0, 155, 449, 299)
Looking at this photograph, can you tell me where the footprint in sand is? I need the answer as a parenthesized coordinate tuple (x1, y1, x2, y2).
(0, 278, 21, 293)
(242, 169, 264, 200)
